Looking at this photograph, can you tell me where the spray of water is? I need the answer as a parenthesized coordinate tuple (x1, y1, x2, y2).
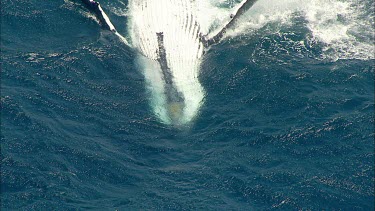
(203, 0, 374, 61)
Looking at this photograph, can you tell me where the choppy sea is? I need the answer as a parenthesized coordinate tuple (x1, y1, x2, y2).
(1, 0, 374, 210)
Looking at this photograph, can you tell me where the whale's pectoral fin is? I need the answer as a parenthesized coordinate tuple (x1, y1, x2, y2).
(80, 0, 130, 46)
(203, 0, 259, 47)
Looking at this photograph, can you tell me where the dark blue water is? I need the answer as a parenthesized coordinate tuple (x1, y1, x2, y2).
(1, 0, 374, 210)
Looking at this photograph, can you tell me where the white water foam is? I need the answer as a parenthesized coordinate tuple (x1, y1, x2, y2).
(303, 0, 374, 60)
(204, 0, 374, 61)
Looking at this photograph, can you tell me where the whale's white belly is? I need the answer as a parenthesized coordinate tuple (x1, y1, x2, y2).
(129, 0, 205, 124)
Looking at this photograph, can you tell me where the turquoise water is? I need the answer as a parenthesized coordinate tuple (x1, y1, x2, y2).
(1, 0, 374, 209)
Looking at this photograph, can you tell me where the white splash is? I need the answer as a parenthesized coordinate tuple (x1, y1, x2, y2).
(209, 0, 374, 61)
(303, 0, 374, 60)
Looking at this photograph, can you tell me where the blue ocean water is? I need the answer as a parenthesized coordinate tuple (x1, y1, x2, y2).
(1, 0, 374, 210)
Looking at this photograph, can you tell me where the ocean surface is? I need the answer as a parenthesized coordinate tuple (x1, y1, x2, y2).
(1, 0, 374, 210)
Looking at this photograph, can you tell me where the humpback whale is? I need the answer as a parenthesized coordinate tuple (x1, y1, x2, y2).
(81, 0, 259, 125)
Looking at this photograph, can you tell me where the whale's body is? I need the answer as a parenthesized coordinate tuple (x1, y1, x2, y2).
(81, 0, 259, 125)
(129, 0, 205, 124)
